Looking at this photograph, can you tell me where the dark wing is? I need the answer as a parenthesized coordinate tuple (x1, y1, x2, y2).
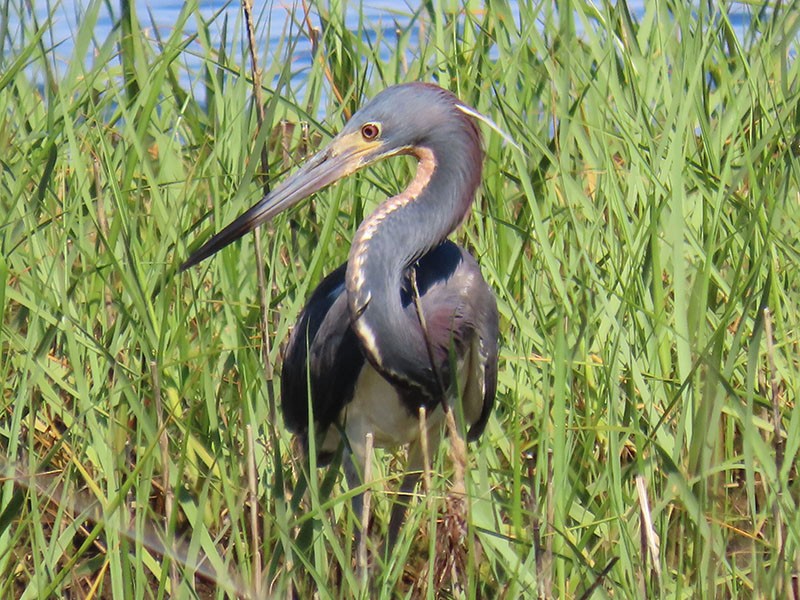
(401, 241, 499, 441)
(280, 264, 365, 436)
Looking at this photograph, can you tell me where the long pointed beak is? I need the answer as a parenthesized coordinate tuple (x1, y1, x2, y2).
(180, 140, 372, 271)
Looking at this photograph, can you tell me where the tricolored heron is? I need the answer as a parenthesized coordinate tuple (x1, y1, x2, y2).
(182, 82, 498, 543)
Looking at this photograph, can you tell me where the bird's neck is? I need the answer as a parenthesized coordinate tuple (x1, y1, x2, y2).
(345, 142, 481, 399)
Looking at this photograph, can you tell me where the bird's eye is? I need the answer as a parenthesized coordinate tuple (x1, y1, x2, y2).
(361, 123, 380, 140)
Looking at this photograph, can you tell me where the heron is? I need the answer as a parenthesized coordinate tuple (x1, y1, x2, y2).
(181, 82, 499, 545)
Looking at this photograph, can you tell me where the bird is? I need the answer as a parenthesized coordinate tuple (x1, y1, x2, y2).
(181, 82, 499, 545)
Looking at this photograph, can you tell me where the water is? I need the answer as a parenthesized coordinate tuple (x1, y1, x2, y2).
(7, 0, 757, 98)
(10, 1, 424, 82)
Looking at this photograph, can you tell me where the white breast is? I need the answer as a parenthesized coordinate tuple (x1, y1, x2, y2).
(318, 335, 486, 465)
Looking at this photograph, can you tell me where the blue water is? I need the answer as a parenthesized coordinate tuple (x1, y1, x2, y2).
(7, 0, 757, 98)
(10, 1, 421, 79)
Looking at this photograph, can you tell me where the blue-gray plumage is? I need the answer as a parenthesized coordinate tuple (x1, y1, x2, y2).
(282, 240, 496, 458)
(182, 82, 499, 544)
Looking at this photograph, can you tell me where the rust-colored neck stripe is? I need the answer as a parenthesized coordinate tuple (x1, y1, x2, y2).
(347, 146, 437, 317)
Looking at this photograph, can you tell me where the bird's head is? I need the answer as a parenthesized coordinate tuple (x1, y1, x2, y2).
(180, 83, 483, 271)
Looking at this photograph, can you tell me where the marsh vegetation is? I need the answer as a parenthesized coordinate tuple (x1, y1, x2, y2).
(1, 1, 799, 597)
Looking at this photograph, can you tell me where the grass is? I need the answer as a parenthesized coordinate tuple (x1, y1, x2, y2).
(1, 0, 799, 597)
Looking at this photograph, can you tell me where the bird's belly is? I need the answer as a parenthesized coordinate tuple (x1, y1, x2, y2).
(318, 339, 483, 459)
(357, 364, 447, 441)
(318, 363, 440, 459)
